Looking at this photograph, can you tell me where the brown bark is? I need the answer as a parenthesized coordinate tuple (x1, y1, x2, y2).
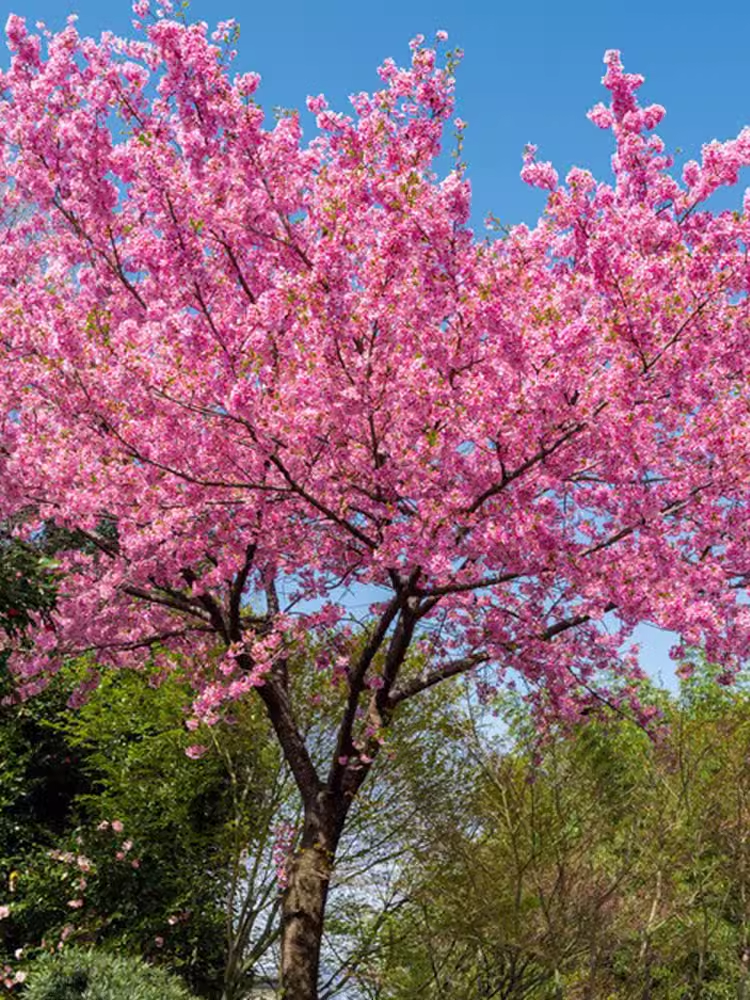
(280, 798, 343, 1000)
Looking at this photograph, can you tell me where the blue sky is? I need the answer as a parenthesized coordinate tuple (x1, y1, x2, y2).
(4, 0, 747, 688)
(8, 0, 750, 229)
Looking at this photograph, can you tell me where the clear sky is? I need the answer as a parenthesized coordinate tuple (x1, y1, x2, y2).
(3, 0, 748, 688)
(7, 0, 750, 227)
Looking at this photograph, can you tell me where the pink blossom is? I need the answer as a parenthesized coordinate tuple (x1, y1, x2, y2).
(0, 17, 749, 949)
(520, 145, 559, 191)
(306, 94, 328, 115)
(587, 102, 613, 130)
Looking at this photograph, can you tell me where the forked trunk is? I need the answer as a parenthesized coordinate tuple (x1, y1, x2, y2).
(280, 803, 341, 1000)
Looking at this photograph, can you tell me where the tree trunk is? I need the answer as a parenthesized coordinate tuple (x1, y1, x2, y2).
(280, 800, 341, 1000)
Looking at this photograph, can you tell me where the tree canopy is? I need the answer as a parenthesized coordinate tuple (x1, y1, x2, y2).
(2, 4, 750, 995)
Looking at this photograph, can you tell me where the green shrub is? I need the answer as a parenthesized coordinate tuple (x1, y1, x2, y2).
(24, 948, 198, 1000)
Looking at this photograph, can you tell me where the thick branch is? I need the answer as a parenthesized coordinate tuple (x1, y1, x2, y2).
(388, 652, 489, 706)
(328, 592, 403, 791)
(417, 570, 522, 598)
(181, 568, 230, 642)
(373, 596, 421, 716)
(212, 230, 257, 304)
(463, 420, 587, 518)
(122, 584, 211, 621)
(76, 625, 213, 657)
(249, 663, 321, 804)
(541, 602, 616, 639)
(77, 528, 120, 558)
(389, 601, 618, 706)
(581, 481, 714, 559)
(228, 543, 256, 641)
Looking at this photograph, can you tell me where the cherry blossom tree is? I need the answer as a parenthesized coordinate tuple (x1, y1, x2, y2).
(2, 3, 750, 995)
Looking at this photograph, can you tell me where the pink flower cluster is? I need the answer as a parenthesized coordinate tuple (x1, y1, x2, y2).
(0, 9, 748, 748)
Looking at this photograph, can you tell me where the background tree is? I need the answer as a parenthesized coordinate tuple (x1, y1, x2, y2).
(2, 5, 750, 996)
(359, 694, 653, 1000)
(0, 663, 287, 1000)
(360, 666, 750, 1000)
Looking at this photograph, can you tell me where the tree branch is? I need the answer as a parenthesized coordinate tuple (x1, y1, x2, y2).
(463, 420, 587, 518)
(249, 662, 321, 805)
(269, 453, 377, 550)
(388, 652, 489, 707)
(181, 568, 230, 642)
(328, 591, 403, 792)
(229, 543, 256, 641)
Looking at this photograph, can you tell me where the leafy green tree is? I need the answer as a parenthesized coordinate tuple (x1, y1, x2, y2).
(0, 665, 287, 1000)
(360, 668, 750, 1000)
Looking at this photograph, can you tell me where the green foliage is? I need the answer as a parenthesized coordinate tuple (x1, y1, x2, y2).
(24, 949, 198, 1000)
(0, 665, 283, 998)
(0, 539, 56, 640)
(359, 663, 750, 1000)
(0, 676, 92, 970)
(0, 679, 89, 859)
